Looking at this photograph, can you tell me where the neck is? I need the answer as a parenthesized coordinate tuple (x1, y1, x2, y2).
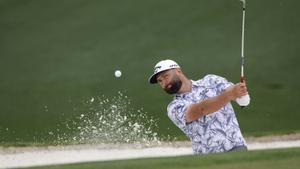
(177, 78, 192, 94)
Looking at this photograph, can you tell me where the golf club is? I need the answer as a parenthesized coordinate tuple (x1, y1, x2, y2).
(236, 0, 250, 107)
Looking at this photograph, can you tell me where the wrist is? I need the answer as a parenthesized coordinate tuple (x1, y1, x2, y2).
(223, 89, 235, 101)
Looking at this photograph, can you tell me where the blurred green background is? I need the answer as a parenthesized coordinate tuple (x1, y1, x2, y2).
(0, 0, 299, 144)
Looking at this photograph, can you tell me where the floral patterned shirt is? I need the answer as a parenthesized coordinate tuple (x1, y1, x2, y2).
(167, 74, 247, 154)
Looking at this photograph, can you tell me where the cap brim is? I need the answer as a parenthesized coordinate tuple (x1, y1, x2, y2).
(148, 68, 176, 84)
(148, 73, 158, 84)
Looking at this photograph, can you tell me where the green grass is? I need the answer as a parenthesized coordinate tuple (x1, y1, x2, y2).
(26, 148, 300, 169)
(0, 0, 300, 144)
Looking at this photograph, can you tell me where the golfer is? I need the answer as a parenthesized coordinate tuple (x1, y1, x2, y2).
(149, 59, 248, 154)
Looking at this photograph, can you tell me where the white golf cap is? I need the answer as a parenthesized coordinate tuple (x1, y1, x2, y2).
(148, 59, 180, 84)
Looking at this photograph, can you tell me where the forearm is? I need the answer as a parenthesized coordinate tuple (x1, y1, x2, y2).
(186, 91, 232, 122)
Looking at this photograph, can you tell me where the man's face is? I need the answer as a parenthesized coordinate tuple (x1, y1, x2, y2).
(156, 69, 182, 94)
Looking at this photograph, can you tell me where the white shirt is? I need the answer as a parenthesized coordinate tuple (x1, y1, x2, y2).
(167, 74, 247, 154)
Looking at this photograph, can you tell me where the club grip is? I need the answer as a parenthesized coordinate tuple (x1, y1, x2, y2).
(236, 94, 250, 106)
(240, 76, 245, 83)
(237, 76, 250, 106)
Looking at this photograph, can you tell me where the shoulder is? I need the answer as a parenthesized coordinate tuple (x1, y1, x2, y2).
(195, 74, 233, 91)
(193, 74, 227, 85)
(201, 74, 232, 84)
(203, 74, 226, 81)
(167, 98, 187, 113)
(167, 98, 189, 118)
(167, 98, 189, 127)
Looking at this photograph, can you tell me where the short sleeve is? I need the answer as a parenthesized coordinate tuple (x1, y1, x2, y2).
(167, 100, 189, 132)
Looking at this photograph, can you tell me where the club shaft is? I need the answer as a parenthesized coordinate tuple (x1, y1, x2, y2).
(240, 1, 246, 82)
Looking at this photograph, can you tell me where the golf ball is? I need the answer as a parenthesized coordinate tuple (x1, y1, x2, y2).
(114, 70, 122, 77)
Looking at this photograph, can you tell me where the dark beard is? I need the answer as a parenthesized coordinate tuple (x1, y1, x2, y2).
(164, 77, 182, 94)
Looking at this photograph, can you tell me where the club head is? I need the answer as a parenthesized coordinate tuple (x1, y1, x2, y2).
(240, 0, 246, 4)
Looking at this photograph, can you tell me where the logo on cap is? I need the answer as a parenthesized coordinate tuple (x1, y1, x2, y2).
(154, 66, 162, 73)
